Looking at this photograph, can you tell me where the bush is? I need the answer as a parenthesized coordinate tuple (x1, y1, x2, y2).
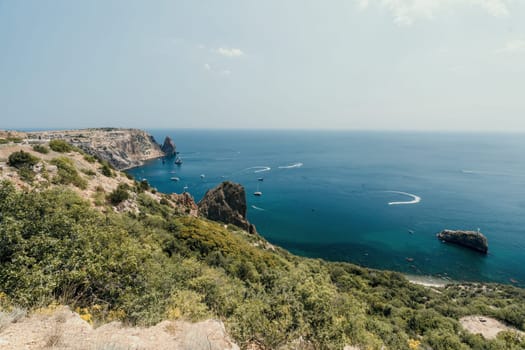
(50, 157, 87, 189)
(8, 150, 39, 169)
(83, 154, 97, 163)
(49, 139, 73, 153)
(0, 139, 8, 144)
(32, 144, 49, 154)
(100, 161, 114, 177)
(81, 168, 96, 176)
(107, 183, 130, 205)
(136, 179, 150, 193)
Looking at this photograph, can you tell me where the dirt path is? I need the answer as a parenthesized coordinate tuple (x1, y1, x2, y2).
(460, 315, 524, 340)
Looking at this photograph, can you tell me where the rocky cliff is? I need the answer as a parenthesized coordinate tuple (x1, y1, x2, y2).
(24, 128, 165, 170)
(161, 136, 176, 156)
(198, 181, 257, 234)
(437, 229, 489, 254)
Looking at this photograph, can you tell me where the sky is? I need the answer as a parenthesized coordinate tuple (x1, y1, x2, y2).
(0, 0, 524, 131)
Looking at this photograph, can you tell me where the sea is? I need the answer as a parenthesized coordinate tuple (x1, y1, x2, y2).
(127, 130, 525, 286)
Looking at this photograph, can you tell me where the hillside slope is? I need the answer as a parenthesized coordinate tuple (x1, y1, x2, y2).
(0, 140, 524, 349)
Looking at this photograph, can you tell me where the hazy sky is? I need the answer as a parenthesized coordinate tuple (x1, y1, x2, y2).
(1, 0, 524, 130)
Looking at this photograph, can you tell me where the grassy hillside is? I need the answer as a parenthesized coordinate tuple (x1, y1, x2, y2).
(0, 146, 524, 349)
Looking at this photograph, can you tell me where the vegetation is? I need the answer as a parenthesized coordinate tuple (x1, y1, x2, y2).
(49, 139, 74, 153)
(83, 154, 97, 163)
(107, 183, 130, 205)
(0, 179, 524, 349)
(8, 150, 39, 169)
(100, 160, 114, 177)
(32, 144, 49, 154)
(0, 138, 23, 144)
(50, 157, 87, 189)
(8, 151, 39, 182)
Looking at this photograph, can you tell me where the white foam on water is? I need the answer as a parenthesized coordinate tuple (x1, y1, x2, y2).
(385, 191, 421, 205)
(244, 166, 271, 173)
(278, 162, 303, 169)
(461, 169, 517, 177)
(251, 205, 265, 211)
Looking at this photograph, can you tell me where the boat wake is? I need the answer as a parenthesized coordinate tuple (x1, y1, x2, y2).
(461, 169, 516, 177)
(251, 205, 265, 211)
(278, 162, 303, 169)
(244, 166, 271, 173)
(385, 191, 421, 205)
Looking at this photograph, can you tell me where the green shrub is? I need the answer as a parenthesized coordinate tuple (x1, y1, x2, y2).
(8, 150, 39, 169)
(0, 138, 8, 144)
(49, 139, 73, 153)
(83, 154, 97, 163)
(100, 161, 113, 177)
(50, 157, 87, 189)
(81, 168, 96, 176)
(135, 179, 150, 193)
(32, 144, 49, 154)
(107, 183, 130, 205)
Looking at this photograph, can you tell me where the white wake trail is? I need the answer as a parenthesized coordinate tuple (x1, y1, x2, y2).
(278, 162, 303, 169)
(385, 191, 421, 205)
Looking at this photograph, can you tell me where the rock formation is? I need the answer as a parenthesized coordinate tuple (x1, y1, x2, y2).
(24, 128, 164, 170)
(171, 192, 198, 216)
(198, 181, 257, 234)
(161, 136, 176, 156)
(437, 229, 488, 254)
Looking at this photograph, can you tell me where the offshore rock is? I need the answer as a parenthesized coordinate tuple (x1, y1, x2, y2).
(437, 229, 488, 254)
(161, 136, 176, 156)
(198, 181, 257, 234)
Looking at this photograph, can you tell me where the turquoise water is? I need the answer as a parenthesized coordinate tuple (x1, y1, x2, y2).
(128, 130, 525, 286)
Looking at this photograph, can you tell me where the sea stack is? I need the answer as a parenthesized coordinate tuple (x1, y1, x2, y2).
(437, 229, 488, 254)
(198, 181, 257, 234)
(161, 136, 176, 156)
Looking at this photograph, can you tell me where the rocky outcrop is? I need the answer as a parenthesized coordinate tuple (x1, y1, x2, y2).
(161, 136, 176, 156)
(171, 192, 198, 216)
(437, 229, 488, 254)
(198, 181, 257, 234)
(24, 128, 165, 170)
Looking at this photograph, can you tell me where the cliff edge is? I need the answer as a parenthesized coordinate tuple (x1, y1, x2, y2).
(24, 128, 164, 170)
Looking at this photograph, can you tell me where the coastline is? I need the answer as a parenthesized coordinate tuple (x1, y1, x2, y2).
(405, 274, 455, 288)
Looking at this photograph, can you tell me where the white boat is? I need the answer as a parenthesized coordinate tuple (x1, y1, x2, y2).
(254, 183, 262, 196)
(170, 177, 180, 182)
(174, 157, 183, 165)
(200, 174, 205, 179)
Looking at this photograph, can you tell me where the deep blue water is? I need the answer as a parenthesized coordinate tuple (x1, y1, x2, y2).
(127, 130, 525, 286)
